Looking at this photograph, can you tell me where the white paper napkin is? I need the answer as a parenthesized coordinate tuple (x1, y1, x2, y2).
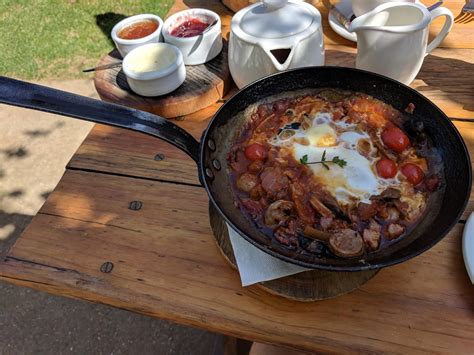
(226, 223, 310, 286)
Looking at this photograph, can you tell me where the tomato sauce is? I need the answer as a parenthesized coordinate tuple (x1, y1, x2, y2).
(170, 18, 209, 38)
(118, 20, 159, 40)
(227, 89, 444, 258)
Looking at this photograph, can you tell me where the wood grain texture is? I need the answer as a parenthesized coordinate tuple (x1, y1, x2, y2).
(1, 169, 473, 354)
(209, 203, 380, 301)
(221, 0, 474, 49)
(67, 77, 474, 189)
(2, 0, 474, 353)
(94, 43, 232, 119)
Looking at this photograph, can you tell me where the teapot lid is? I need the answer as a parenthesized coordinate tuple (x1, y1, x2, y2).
(239, 0, 314, 39)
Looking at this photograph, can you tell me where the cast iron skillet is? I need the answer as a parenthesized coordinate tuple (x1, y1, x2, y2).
(0, 67, 470, 271)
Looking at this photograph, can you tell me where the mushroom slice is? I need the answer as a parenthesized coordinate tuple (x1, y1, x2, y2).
(328, 229, 365, 258)
(303, 227, 365, 258)
(264, 200, 294, 226)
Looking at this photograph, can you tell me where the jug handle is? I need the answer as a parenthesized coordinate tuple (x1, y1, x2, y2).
(258, 42, 296, 72)
(425, 7, 454, 55)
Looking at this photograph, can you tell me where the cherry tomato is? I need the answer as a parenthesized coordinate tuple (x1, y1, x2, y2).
(381, 126, 410, 153)
(401, 163, 424, 185)
(244, 143, 267, 161)
(376, 159, 398, 179)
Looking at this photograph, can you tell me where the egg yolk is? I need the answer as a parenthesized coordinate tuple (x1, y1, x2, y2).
(307, 124, 337, 147)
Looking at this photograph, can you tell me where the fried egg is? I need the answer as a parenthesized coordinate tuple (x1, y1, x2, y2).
(274, 112, 398, 205)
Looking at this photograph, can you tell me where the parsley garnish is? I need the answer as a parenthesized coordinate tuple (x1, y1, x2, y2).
(299, 150, 347, 170)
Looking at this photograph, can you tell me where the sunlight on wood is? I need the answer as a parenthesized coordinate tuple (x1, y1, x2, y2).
(50, 191, 118, 227)
(0, 224, 15, 240)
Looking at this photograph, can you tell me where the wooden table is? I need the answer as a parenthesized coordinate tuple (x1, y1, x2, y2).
(1, 0, 474, 353)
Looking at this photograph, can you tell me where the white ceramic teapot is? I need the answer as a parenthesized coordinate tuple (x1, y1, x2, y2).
(229, 0, 324, 88)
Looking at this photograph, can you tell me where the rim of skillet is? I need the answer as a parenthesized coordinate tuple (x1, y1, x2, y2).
(199, 66, 472, 271)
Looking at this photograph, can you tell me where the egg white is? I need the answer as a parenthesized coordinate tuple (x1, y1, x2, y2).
(293, 143, 382, 205)
(273, 112, 400, 205)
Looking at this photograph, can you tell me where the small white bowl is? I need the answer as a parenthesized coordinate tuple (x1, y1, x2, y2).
(123, 43, 186, 97)
(163, 9, 222, 65)
(111, 14, 163, 58)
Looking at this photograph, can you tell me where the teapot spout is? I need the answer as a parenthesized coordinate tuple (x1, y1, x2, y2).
(258, 42, 295, 72)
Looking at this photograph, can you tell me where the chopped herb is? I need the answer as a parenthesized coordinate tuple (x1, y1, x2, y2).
(332, 156, 347, 168)
(299, 150, 347, 170)
(300, 154, 308, 165)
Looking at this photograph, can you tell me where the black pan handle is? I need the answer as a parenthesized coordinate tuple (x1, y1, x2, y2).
(0, 76, 200, 163)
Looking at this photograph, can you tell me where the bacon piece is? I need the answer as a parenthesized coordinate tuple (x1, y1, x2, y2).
(240, 199, 263, 219)
(363, 220, 381, 251)
(320, 216, 334, 230)
(236, 173, 258, 193)
(260, 167, 289, 198)
(257, 104, 272, 119)
(248, 159, 264, 173)
(249, 185, 264, 201)
(310, 195, 333, 218)
(387, 223, 405, 240)
(357, 201, 379, 220)
(274, 219, 298, 247)
(272, 99, 290, 113)
(290, 183, 315, 225)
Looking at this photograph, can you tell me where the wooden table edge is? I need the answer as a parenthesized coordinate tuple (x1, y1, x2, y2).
(0, 255, 302, 352)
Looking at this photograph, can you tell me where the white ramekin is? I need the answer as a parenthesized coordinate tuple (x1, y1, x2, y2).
(122, 43, 186, 97)
(111, 14, 164, 58)
(162, 9, 222, 65)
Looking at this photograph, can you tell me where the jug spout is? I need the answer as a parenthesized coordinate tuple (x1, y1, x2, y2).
(348, 2, 431, 34)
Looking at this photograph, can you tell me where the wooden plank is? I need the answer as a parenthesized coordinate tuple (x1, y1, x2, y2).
(324, 46, 474, 120)
(1, 169, 473, 354)
(67, 122, 204, 186)
(68, 72, 474, 187)
(217, 0, 474, 49)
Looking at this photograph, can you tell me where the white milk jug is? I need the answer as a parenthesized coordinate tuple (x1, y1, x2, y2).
(348, 2, 453, 84)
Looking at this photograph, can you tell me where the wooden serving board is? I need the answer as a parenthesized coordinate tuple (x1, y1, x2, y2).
(93, 43, 232, 119)
(209, 203, 380, 301)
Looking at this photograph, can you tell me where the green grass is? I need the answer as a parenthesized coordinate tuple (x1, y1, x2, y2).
(0, 0, 174, 80)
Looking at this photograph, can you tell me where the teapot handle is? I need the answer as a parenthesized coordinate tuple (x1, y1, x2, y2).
(426, 7, 454, 55)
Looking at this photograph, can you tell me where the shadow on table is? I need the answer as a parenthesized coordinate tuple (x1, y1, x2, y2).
(23, 121, 65, 139)
(0, 209, 34, 258)
(416, 53, 474, 114)
(0, 188, 51, 257)
(95, 12, 127, 46)
(325, 48, 474, 115)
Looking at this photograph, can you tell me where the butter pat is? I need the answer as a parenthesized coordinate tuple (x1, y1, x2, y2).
(122, 42, 186, 96)
(126, 45, 177, 74)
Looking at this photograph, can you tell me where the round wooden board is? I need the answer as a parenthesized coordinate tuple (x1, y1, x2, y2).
(209, 203, 380, 301)
(93, 42, 232, 119)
